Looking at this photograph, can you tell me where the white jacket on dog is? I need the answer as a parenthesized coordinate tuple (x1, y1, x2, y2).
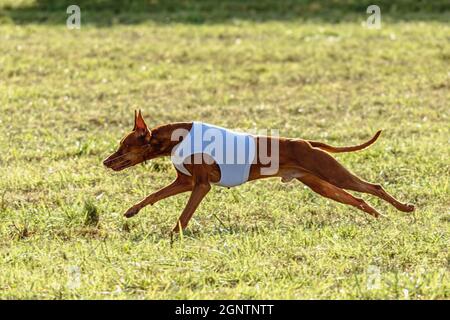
(171, 122, 256, 187)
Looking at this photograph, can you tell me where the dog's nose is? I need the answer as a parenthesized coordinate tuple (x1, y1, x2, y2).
(103, 158, 111, 167)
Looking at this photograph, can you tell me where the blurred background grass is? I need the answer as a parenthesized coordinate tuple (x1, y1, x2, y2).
(0, 0, 449, 25)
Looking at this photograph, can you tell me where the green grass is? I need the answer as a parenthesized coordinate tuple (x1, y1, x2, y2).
(0, 0, 449, 299)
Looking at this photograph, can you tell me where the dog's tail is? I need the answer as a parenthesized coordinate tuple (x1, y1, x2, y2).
(308, 130, 382, 153)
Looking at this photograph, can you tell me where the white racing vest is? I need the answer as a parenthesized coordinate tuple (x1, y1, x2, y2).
(171, 122, 256, 187)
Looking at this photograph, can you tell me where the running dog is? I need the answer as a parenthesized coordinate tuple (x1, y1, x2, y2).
(103, 110, 414, 232)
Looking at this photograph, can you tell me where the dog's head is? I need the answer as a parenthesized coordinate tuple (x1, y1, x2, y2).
(103, 110, 153, 171)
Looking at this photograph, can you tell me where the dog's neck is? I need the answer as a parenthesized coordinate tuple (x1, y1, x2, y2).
(144, 122, 193, 160)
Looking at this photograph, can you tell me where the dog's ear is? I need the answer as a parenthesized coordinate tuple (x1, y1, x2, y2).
(134, 109, 150, 136)
(133, 110, 138, 131)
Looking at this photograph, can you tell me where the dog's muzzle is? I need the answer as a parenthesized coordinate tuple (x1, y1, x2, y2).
(103, 155, 129, 171)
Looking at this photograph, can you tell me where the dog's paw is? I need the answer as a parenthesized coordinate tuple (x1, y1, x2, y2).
(172, 222, 186, 233)
(124, 206, 140, 218)
(405, 203, 415, 212)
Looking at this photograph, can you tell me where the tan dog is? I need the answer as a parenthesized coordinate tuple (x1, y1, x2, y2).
(103, 111, 414, 232)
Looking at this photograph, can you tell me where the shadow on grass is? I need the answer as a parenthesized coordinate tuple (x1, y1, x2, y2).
(0, 0, 449, 26)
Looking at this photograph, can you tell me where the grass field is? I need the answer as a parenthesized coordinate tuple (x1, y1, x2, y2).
(0, 0, 449, 299)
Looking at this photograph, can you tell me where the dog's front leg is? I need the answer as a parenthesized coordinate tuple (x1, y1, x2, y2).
(172, 182, 211, 232)
(124, 174, 193, 218)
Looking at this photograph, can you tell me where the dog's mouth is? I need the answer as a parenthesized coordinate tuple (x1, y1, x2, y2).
(111, 160, 132, 171)
(103, 158, 132, 171)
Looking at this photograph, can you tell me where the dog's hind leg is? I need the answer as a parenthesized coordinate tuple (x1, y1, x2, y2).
(293, 141, 414, 213)
(332, 176, 414, 213)
(306, 148, 414, 212)
(297, 173, 382, 218)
